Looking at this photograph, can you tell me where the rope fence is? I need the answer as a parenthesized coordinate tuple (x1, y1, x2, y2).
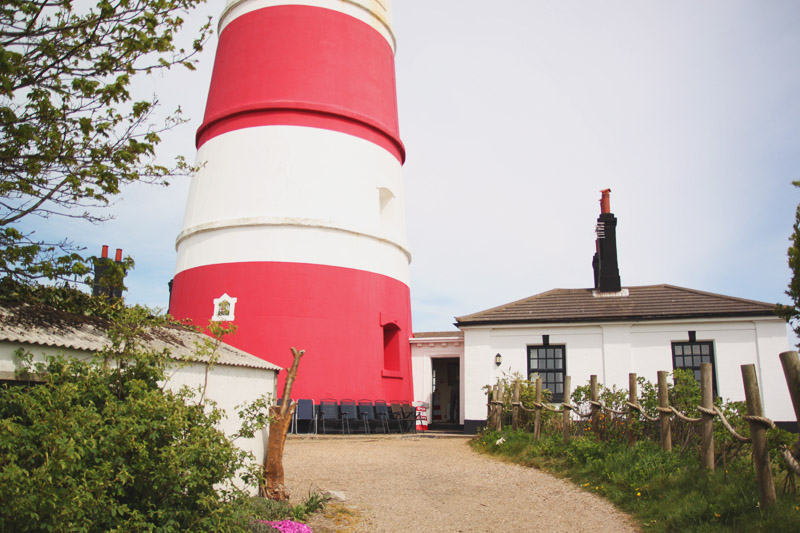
(486, 352, 800, 511)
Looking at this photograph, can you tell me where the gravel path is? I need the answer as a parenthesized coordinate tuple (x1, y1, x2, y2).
(283, 435, 640, 533)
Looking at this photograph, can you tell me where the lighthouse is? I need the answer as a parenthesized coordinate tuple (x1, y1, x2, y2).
(168, 0, 413, 402)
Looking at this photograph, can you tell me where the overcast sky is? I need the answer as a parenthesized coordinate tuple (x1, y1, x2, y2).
(29, 1, 800, 335)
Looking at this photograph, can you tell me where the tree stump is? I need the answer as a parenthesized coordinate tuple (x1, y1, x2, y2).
(261, 347, 304, 500)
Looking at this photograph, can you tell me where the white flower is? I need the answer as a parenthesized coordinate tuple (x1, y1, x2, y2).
(495, 437, 505, 446)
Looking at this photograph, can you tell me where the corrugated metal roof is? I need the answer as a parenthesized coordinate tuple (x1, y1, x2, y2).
(0, 303, 281, 372)
(456, 284, 779, 326)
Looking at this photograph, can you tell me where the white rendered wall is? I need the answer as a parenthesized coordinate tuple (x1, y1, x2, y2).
(175, 126, 410, 284)
(462, 317, 792, 424)
(164, 360, 276, 486)
(410, 337, 464, 424)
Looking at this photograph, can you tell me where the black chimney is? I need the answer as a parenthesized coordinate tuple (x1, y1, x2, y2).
(592, 189, 622, 293)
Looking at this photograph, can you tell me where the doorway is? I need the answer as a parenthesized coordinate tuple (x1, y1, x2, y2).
(430, 357, 460, 430)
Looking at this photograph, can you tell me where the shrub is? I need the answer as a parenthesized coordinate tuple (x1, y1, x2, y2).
(0, 301, 263, 532)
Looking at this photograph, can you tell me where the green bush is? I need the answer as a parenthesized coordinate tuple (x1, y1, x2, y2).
(0, 346, 260, 532)
(0, 290, 273, 532)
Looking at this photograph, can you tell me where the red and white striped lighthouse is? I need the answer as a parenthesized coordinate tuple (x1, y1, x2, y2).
(169, 0, 413, 402)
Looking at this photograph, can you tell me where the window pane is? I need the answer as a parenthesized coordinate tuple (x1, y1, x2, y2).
(692, 345, 701, 355)
(694, 370, 701, 381)
(675, 356, 684, 367)
(701, 355, 710, 364)
(547, 359, 554, 369)
(547, 348, 554, 358)
(701, 344, 710, 355)
(555, 359, 563, 369)
(555, 373, 563, 383)
(556, 384, 563, 394)
(530, 360, 538, 369)
(555, 348, 563, 358)
(693, 355, 701, 367)
(674, 345, 683, 356)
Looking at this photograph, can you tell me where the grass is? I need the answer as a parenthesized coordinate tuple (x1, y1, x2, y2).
(473, 430, 800, 532)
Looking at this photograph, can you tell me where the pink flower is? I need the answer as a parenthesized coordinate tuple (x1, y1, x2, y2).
(255, 519, 313, 533)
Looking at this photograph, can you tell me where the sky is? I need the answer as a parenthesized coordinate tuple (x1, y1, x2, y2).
(26, 1, 800, 336)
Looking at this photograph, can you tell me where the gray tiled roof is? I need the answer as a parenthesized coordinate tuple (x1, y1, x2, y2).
(412, 331, 464, 339)
(0, 303, 281, 372)
(455, 285, 779, 326)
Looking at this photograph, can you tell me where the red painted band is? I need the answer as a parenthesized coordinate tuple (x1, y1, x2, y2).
(169, 261, 414, 403)
(196, 106, 404, 162)
(198, 5, 404, 162)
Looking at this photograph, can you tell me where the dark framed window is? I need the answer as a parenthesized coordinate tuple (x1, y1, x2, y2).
(671, 341, 716, 394)
(528, 345, 566, 402)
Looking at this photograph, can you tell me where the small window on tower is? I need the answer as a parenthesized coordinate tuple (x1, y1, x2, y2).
(383, 323, 400, 371)
(212, 293, 237, 322)
(378, 187, 396, 234)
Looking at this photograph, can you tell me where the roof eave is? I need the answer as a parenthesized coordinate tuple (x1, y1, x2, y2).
(456, 310, 781, 328)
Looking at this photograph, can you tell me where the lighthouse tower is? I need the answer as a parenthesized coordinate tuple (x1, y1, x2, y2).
(168, 0, 413, 402)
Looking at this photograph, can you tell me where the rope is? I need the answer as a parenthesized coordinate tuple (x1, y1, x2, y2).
(696, 406, 716, 416)
(714, 408, 752, 443)
(782, 447, 800, 477)
(510, 401, 537, 413)
(625, 402, 659, 422)
(670, 408, 702, 424)
(743, 414, 776, 430)
(601, 405, 628, 416)
(534, 402, 563, 413)
(656, 406, 673, 414)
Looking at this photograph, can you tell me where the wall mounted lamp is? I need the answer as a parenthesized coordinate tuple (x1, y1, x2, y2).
(495, 353, 502, 366)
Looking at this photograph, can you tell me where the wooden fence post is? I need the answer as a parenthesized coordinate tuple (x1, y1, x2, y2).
(657, 370, 672, 452)
(512, 379, 520, 431)
(493, 383, 502, 431)
(700, 362, 715, 471)
(534, 376, 543, 441)
(590, 374, 600, 434)
(627, 373, 637, 446)
(486, 386, 492, 425)
(562, 375, 572, 443)
(742, 364, 777, 509)
(780, 351, 800, 435)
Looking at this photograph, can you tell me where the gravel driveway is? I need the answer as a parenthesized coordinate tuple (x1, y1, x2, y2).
(283, 435, 639, 532)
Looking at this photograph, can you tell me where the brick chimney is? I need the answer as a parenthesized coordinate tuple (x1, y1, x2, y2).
(92, 246, 126, 298)
(592, 189, 622, 293)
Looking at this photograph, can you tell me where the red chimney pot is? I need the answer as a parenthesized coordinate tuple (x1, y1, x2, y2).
(115, 248, 122, 262)
(600, 189, 611, 214)
(101, 245, 109, 258)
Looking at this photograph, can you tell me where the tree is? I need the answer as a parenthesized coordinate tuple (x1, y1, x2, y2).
(0, 0, 211, 282)
(777, 180, 800, 346)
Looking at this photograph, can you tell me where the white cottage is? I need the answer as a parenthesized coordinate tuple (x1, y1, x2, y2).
(0, 302, 281, 475)
(412, 191, 791, 434)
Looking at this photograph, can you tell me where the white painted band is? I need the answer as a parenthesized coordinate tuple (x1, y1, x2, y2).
(175, 223, 410, 285)
(219, 0, 395, 52)
(177, 216, 411, 261)
(175, 124, 410, 283)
